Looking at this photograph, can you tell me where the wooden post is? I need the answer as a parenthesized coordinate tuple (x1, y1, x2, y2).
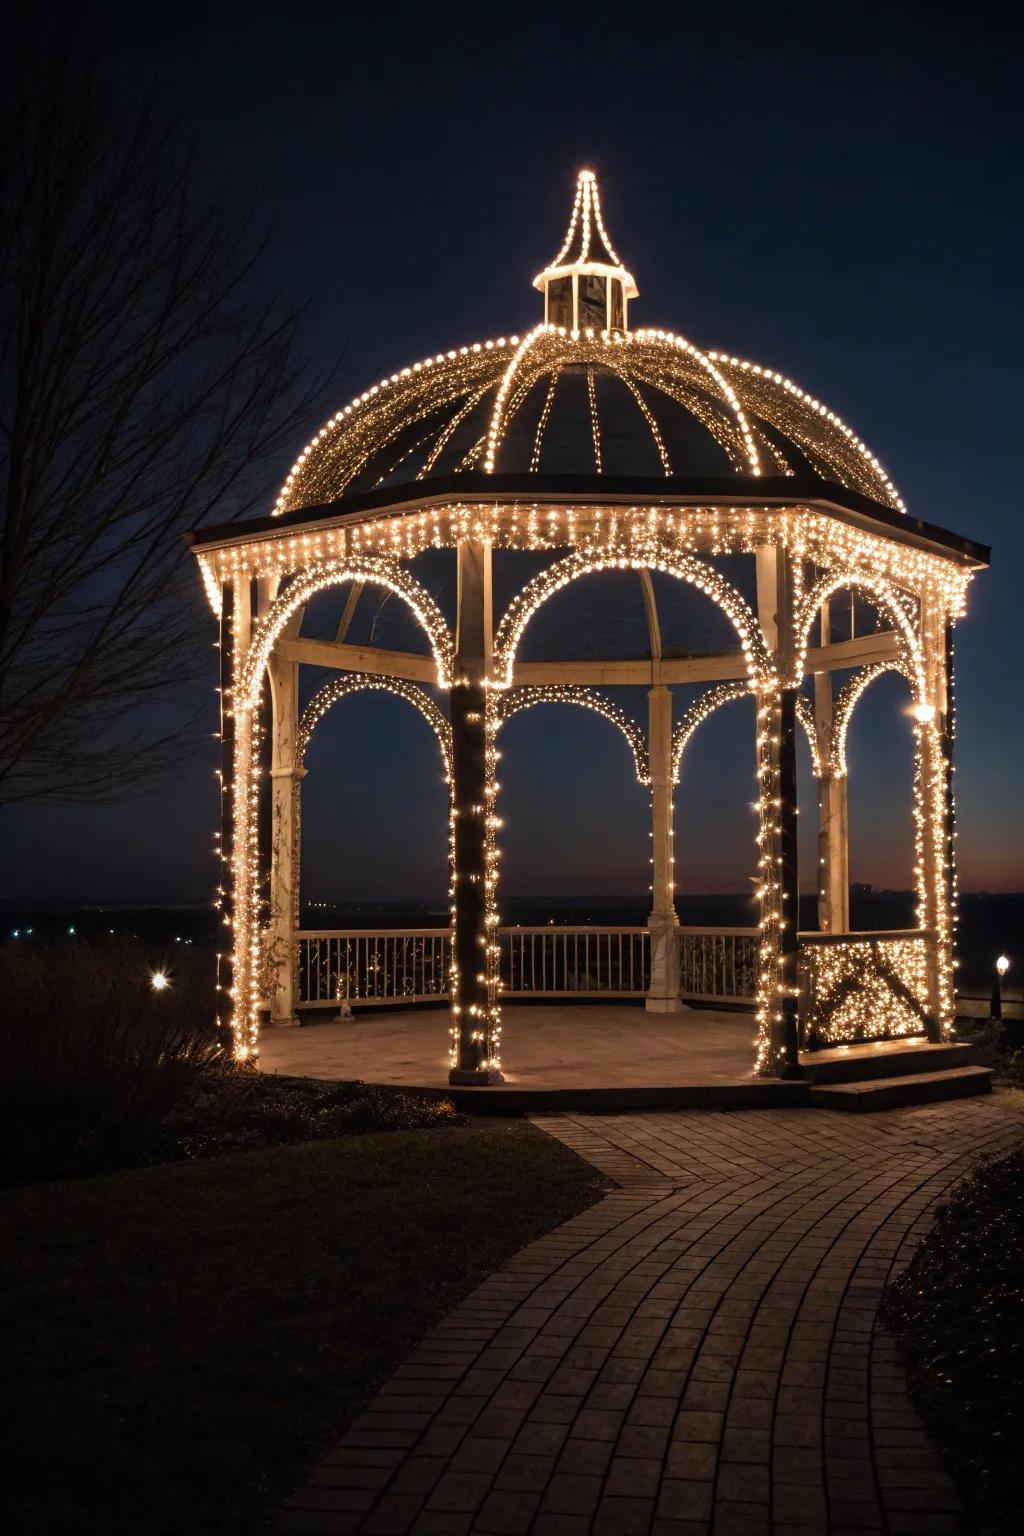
(268, 651, 303, 1026)
(919, 589, 951, 1040)
(646, 684, 681, 1011)
(943, 620, 958, 1002)
(776, 685, 801, 1070)
(215, 583, 235, 1046)
(756, 547, 801, 1076)
(221, 576, 254, 1055)
(449, 540, 503, 1083)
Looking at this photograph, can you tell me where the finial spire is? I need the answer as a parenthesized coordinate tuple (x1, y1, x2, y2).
(534, 169, 637, 331)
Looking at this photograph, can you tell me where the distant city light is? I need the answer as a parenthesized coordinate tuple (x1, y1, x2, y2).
(150, 970, 170, 992)
(67, 925, 76, 935)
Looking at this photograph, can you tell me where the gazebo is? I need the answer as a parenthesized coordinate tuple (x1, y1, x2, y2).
(187, 169, 989, 1095)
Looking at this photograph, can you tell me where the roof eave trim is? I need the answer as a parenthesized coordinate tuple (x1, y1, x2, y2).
(184, 472, 989, 569)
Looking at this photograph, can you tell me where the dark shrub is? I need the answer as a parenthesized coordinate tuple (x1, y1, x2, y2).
(881, 1145, 1024, 1533)
(955, 1019, 1024, 1086)
(0, 937, 220, 1180)
(168, 1072, 461, 1159)
(0, 937, 462, 1182)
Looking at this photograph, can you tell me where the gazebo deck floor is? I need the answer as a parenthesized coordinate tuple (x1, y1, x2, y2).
(257, 1004, 801, 1109)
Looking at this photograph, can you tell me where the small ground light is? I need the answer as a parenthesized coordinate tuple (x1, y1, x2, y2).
(67, 925, 76, 935)
(150, 970, 170, 992)
(992, 955, 1011, 1021)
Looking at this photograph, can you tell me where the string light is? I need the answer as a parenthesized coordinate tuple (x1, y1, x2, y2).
(830, 662, 910, 777)
(500, 685, 649, 783)
(297, 674, 453, 778)
(194, 169, 978, 1075)
(238, 555, 455, 705)
(672, 683, 752, 783)
(801, 934, 930, 1045)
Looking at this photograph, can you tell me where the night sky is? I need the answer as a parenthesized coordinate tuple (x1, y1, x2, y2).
(4, 0, 1023, 906)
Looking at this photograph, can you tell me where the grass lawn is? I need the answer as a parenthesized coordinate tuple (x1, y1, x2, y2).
(1, 1119, 604, 1535)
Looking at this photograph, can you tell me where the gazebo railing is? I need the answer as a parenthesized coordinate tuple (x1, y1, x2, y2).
(297, 930, 451, 1008)
(295, 925, 761, 1009)
(678, 927, 759, 1007)
(501, 927, 650, 997)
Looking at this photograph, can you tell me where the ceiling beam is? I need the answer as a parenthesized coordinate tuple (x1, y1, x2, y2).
(278, 637, 435, 681)
(276, 629, 900, 688)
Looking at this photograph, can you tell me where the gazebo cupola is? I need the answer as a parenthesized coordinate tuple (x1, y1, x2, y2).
(533, 168, 638, 332)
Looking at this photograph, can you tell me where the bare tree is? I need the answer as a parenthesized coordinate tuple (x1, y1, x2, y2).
(0, 55, 330, 803)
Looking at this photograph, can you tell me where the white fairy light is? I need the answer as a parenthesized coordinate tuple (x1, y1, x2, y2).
(500, 685, 649, 783)
(193, 170, 978, 1075)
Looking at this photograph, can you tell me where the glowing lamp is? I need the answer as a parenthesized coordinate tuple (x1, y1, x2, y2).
(912, 702, 936, 723)
(996, 956, 1010, 977)
(150, 970, 170, 992)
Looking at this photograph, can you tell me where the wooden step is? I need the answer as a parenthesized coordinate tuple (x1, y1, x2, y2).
(801, 1041, 974, 1085)
(809, 1065, 992, 1112)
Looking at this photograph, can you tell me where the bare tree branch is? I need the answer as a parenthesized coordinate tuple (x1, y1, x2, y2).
(0, 50, 335, 803)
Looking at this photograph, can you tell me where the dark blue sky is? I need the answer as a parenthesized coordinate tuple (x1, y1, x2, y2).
(4, 0, 1022, 903)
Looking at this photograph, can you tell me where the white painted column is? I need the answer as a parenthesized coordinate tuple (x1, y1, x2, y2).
(268, 650, 303, 1026)
(816, 775, 850, 932)
(814, 600, 850, 933)
(646, 684, 682, 1012)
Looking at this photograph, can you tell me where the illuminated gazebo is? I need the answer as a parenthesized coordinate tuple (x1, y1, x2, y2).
(187, 169, 988, 1089)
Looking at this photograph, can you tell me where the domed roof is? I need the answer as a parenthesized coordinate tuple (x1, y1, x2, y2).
(275, 173, 903, 517)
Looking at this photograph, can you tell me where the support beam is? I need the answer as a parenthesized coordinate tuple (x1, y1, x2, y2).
(334, 582, 364, 643)
(278, 632, 899, 689)
(449, 541, 503, 1084)
(646, 685, 681, 1012)
(267, 652, 303, 1027)
(278, 637, 435, 681)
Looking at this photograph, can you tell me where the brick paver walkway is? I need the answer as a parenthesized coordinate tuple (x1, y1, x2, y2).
(278, 1098, 1022, 1536)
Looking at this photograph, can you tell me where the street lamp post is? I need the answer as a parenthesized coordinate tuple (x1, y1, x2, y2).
(991, 955, 1010, 1022)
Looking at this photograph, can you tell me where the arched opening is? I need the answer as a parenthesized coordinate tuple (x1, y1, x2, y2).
(491, 549, 782, 1069)
(498, 701, 649, 908)
(228, 559, 454, 1060)
(842, 669, 918, 929)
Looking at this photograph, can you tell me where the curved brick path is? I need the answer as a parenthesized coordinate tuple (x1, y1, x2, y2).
(279, 1099, 1022, 1536)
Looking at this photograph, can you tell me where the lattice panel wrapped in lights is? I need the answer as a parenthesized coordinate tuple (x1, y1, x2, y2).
(799, 932, 932, 1048)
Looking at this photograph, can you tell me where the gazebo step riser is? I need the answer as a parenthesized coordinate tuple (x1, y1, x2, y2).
(802, 1041, 975, 1084)
(808, 1066, 992, 1112)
